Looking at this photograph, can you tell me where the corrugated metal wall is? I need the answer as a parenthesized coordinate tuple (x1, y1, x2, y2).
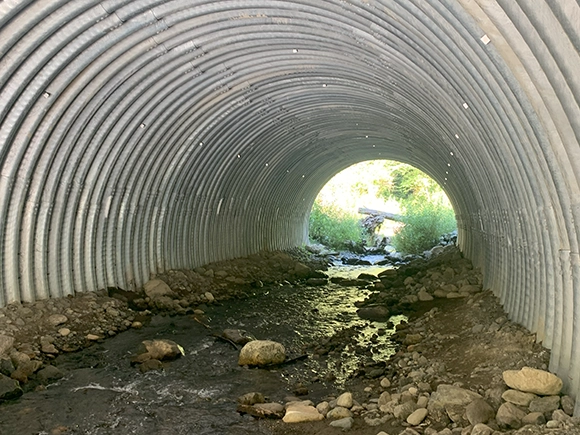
(0, 0, 578, 410)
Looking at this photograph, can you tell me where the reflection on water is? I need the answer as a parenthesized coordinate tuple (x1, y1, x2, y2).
(0, 262, 403, 435)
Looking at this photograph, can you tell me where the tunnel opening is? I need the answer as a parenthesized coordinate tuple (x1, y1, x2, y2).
(308, 160, 457, 259)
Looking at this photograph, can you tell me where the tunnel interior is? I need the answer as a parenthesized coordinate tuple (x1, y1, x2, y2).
(0, 0, 579, 407)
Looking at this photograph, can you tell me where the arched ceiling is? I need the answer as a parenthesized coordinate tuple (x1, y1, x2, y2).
(0, 0, 579, 408)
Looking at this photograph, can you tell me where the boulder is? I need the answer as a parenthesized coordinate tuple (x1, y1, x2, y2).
(502, 367, 563, 396)
(36, 365, 64, 383)
(238, 340, 286, 366)
(496, 402, 527, 429)
(143, 279, 174, 299)
(283, 403, 323, 423)
(140, 339, 183, 361)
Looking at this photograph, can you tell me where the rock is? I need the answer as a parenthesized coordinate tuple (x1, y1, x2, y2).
(86, 334, 101, 341)
(560, 395, 575, 416)
(406, 408, 428, 425)
(393, 401, 418, 420)
(466, 399, 495, 425)
(223, 329, 252, 345)
(143, 279, 173, 299)
(329, 417, 354, 429)
(446, 292, 463, 299)
(429, 384, 483, 407)
(0, 358, 15, 376)
(40, 336, 58, 354)
(238, 340, 286, 366)
(36, 365, 64, 383)
(204, 292, 215, 303)
(58, 328, 71, 337)
(336, 392, 353, 408)
(0, 373, 23, 401)
(502, 389, 537, 407)
(306, 278, 327, 286)
(283, 403, 323, 423)
(380, 378, 391, 388)
(417, 289, 434, 301)
(0, 335, 14, 357)
(358, 273, 377, 281)
(293, 263, 313, 279)
(141, 339, 183, 361)
(502, 367, 563, 396)
(237, 392, 265, 405)
(471, 423, 493, 435)
(378, 391, 391, 406)
(357, 305, 390, 321)
(404, 334, 423, 345)
(528, 395, 560, 414)
(546, 420, 561, 428)
(433, 289, 448, 298)
(316, 401, 331, 416)
(250, 403, 285, 418)
(139, 359, 163, 373)
(496, 402, 527, 429)
(521, 412, 546, 425)
(47, 314, 68, 326)
(327, 406, 353, 419)
(552, 409, 572, 422)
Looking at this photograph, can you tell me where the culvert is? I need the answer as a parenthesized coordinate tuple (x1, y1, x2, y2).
(0, 0, 579, 413)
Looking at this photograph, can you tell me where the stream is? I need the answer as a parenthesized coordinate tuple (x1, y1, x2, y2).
(0, 262, 404, 435)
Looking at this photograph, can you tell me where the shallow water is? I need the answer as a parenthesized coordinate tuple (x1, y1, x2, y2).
(0, 263, 401, 435)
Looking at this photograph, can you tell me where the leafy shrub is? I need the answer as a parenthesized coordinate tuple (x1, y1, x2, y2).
(309, 202, 364, 250)
(392, 201, 456, 254)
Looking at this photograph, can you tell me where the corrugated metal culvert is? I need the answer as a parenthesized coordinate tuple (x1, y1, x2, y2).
(0, 0, 579, 412)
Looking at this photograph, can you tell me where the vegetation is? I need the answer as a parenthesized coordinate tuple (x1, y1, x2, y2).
(308, 160, 457, 254)
(308, 202, 364, 250)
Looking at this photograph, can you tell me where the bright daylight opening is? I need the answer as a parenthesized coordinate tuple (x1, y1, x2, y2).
(309, 160, 457, 259)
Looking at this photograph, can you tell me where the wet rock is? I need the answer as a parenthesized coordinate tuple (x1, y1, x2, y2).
(237, 392, 265, 405)
(501, 389, 537, 407)
(502, 367, 563, 396)
(283, 403, 323, 423)
(238, 402, 285, 419)
(330, 416, 354, 429)
(0, 373, 23, 401)
(143, 279, 174, 299)
(141, 339, 183, 361)
(471, 423, 493, 435)
(357, 305, 390, 321)
(47, 314, 68, 326)
(466, 398, 495, 425)
(336, 392, 353, 408)
(0, 335, 14, 357)
(527, 395, 560, 414)
(496, 402, 527, 429)
(139, 359, 163, 373)
(36, 365, 64, 383)
(222, 329, 252, 345)
(327, 406, 353, 419)
(306, 277, 327, 286)
(406, 408, 428, 425)
(238, 340, 286, 366)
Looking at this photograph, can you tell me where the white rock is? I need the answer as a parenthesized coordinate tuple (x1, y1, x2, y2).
(336, 392, 353, 408)
(238, 340, 286, 366)
(283, 404, 323, 423)
(502, 367, 563, 395)
(406, 408, 428, 425)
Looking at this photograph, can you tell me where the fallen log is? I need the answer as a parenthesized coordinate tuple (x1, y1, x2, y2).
(358, 207, 404, 222)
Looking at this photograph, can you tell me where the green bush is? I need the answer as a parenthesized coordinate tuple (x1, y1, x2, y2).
(392, 201, 456, 255)
(309, 202, 364, 250)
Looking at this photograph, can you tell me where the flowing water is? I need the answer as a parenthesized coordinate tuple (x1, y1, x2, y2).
(0, 262, 402, 435)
